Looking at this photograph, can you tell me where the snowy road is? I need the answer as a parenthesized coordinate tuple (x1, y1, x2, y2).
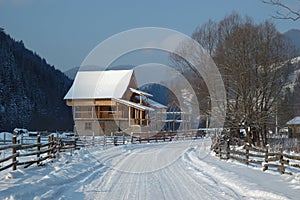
(1, 138, 299, 199)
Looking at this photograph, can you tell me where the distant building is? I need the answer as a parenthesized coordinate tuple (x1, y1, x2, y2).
(286, 116, 300, 138)
(64, 70, 166, 136)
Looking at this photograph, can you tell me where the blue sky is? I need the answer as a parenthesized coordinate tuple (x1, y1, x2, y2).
(0, 0, 299, 72)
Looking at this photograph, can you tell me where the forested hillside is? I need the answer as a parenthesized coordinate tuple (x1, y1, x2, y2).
(0, 29, 73, 131)
(282, 58, 300, 120)
(284, 29, 300, 56)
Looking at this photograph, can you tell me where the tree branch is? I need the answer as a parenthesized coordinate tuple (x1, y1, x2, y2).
(263, 0, 300, 21)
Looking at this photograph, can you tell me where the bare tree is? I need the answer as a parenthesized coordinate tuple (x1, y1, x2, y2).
(214, 14, 293, 146)
(263, 0, 300, 21)
(176, 13, 294, 146)
(192, 19, 218, 56)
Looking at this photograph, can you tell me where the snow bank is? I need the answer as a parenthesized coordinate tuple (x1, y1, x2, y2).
(0, 139, 299, 199)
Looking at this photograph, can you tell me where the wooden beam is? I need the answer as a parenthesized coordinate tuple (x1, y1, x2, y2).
(140, 110, 143, 125)
(146, 111, 149, 126)
(92, 106, 94, 118)
(128, 106, 131, 126)
(95, 99, 117, 106)
(116, 102, 119, 118)
(135, 109, 138, 124)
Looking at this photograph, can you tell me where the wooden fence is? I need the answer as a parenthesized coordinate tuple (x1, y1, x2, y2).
(214, 140, 300, 175)
(78, 130, 205, 145)
(0, 134, 156, 172)
(0, 130, 206, 172)
(0, 135, 77, 172)
(131, 130, 205, 143)
(78, 135, 130, 146)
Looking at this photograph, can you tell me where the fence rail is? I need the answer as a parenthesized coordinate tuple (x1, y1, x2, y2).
(0, 135, 76, 172)
(1, 130, 207, 173)
(214, 140, 300, 175)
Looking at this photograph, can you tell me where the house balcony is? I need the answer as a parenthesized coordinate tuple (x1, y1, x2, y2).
(74, 111, 150, 126)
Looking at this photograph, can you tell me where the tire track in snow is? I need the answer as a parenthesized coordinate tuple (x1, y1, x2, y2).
(86, 141, 218, 200)
(183, 144, 290, 200)
(181, 146, 242, 199)
(83, 145, 150, 199)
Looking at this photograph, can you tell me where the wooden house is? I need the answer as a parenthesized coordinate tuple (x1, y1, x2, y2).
(64, 70, 166, 136)
(286, 116, 300, 138)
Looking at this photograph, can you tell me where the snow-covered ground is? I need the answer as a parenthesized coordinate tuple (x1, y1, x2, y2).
(0, 138, 299, 200)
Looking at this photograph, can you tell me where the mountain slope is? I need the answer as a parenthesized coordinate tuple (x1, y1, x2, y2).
(64, 66, 79, 80)
(284, 29, 300, 56)
(0, 29, 73, 131)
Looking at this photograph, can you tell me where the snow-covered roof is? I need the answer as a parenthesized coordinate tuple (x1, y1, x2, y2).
(130, 88, 153, 97)
(133, 96, 167, 109)
(13, 128, 28, 133)
(286, 116, 300, 125)
(113, 98, 155, 111)
(64, 70, 134, 100)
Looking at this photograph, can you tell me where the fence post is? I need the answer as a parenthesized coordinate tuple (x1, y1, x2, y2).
(263, 145, 269, 171)
(226, 139, 230, 160)
(51, 135, 56, 158)
(279, 148, 285, 174)
(92, 135, 95, 146)
(113, 136, 117, 146)
(74, 138, 77, 150)
(57, 138, 61, 153)
(37, 135, 41, 165)
(48, 136, 51, 155)
(123, 133, 125, 145)
(12, 136, 17, 171)
(245, 144, 249, 166)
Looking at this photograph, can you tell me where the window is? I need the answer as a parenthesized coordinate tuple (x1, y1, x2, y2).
(85, 122, 92, 130)
(74, 106, 93, 118)
(74, 106, 80, 118)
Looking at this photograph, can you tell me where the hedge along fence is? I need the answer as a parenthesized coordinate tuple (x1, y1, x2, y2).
(214, 140, 300, 175)
(0, 135, 77, 172)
